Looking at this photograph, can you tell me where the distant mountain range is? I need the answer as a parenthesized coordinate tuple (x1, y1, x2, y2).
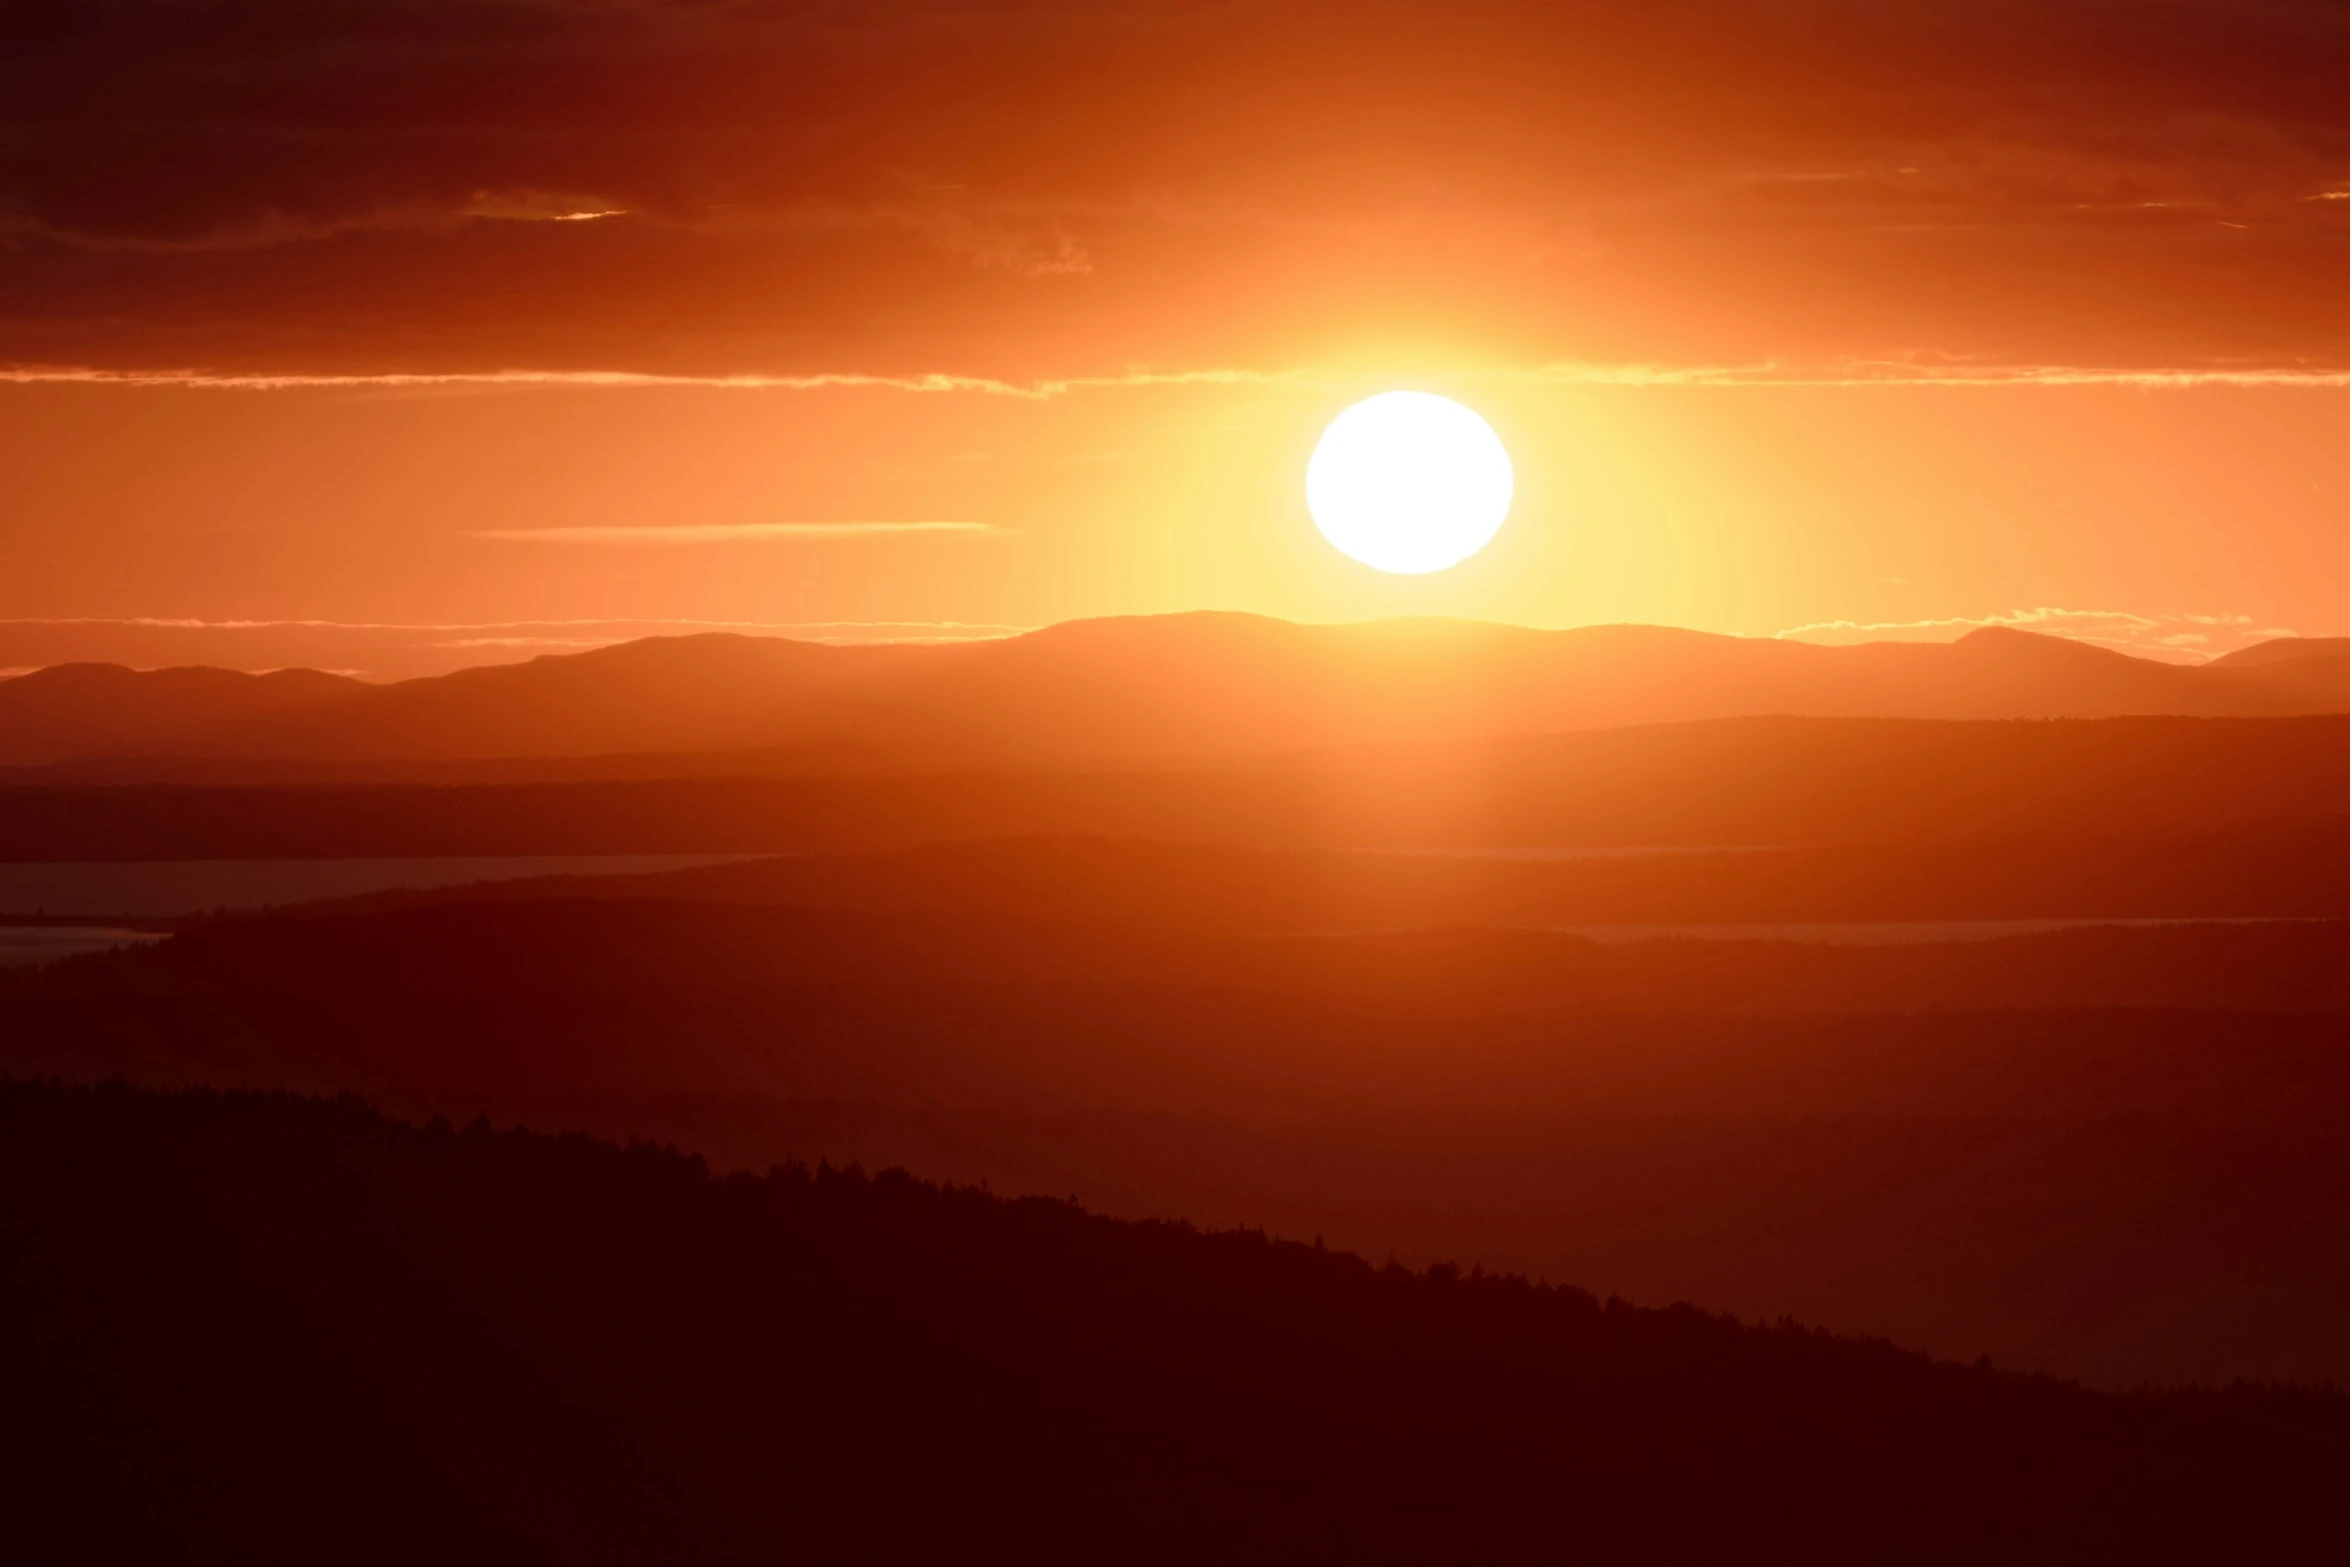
(8, 614, 2350, 771)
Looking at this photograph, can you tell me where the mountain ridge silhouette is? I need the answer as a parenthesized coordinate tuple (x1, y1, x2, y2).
(7, 614, 2349, 769)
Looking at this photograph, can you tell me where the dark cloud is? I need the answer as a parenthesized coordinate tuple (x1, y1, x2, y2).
(6, 1, 2350, 374)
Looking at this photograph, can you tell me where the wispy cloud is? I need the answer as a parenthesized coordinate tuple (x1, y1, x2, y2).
(1521, 361, 2350, 390)
(16, 359, 2350, 397)
(0, 364, 1319, 400)
(0, 614, 1029, 633)
(460, 191, 631, 225)
(0, 615, 1034, 650)
(1775, 607, 2302, 662)
(0, 615, 1037, 680)
(470, 521, 1006, 545)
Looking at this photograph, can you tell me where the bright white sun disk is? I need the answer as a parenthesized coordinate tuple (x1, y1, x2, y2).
(1306, 392, 1513, 574)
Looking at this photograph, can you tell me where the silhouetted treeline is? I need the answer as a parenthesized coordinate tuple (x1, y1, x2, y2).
(3, 1079, 2343, 1566)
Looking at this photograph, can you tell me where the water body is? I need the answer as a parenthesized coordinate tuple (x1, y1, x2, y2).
(0, 854, 775, 918)
(1369, 845, 1776, 861)
(0, 926, 168, 967)
(1282, 916, 2318, 946)
(1542, 917, 2314, 946)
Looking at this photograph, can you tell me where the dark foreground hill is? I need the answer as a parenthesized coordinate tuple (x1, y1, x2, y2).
(13, 897, 2350, 1387)
(12, 614, 2350, 773)
(4, 1080, 2343, 1566)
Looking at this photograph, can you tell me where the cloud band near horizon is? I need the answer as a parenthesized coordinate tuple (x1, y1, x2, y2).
(9, 2, 2350, 378)
(471, 522, 1008, 544)
(17, 363, 2350, 398)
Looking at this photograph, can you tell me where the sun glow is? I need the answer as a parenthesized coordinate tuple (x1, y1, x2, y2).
(1306, 392, 1514, 574)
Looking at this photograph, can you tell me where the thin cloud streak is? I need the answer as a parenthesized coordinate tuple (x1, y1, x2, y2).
(472, 521, 1006, 544)
(0, 615, 1034, 637)
(0, 365, 1319, 400)
(0, 614, 1034, 677)
(1607, 365, 2350, 390)
(15, 361, 2350, 398)
(433, 636, 627, 649)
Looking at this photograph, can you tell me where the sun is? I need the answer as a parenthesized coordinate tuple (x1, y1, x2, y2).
(1307, 392, 1514, 574)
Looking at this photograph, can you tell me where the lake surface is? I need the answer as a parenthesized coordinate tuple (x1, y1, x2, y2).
(1285, 916, 2316, 946)
(1370, 846, 1775, 860)
(0, 854, 774, 917)
(0, 926, 169, 967)
(1541, 917, 2310, 945)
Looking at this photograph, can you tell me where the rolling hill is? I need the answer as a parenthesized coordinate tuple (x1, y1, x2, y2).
(17, 712, 2350, 861)
(287, 823, 2350, 931)
(15, 894, 2350, 1386)
(11, 614, 2350, 772)
(5, 1080, 2341, 1566)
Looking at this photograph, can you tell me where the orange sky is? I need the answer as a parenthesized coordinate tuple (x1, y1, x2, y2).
(6, 1, 2350, 677)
